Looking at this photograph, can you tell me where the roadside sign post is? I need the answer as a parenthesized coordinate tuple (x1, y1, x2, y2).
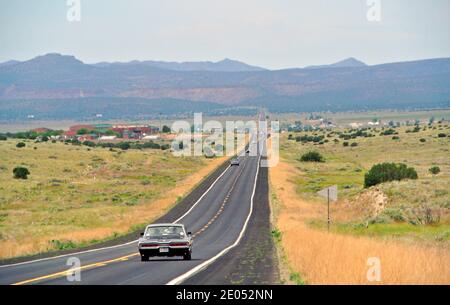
(327, 188, 330, 231)
(317, 185, 338, 232)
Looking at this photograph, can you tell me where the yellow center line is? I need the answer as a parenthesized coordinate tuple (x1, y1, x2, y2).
(11, 253, 139, 285)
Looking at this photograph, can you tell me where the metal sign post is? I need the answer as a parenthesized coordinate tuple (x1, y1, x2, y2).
(327, 188, 330, 231)
(317, 185, 338, 232)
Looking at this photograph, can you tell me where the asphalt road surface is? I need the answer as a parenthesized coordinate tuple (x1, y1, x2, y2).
(0, 126, 277, 285)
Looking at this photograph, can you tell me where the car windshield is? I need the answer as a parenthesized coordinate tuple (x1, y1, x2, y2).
(145, 226, 185, 239)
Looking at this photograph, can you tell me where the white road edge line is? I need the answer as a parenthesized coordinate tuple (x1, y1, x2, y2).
(0, 164, 231, 269)
(173, 165, 231, 224)
(166, 155, 261, 285)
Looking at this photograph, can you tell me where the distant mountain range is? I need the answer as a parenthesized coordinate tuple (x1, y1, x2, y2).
(0, 53, 449, 120)
(92, 58, 267, 72)
(304, 57, 367, 69)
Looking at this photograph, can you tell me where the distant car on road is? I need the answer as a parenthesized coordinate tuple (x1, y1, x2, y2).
(230, 158, 240, 166)
(138, 224, 192, 261)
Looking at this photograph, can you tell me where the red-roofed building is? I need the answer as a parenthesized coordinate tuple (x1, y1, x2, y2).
(68, 125, 94, 133)
(111, 125, 158, 139)
(32, 127, 52, 133)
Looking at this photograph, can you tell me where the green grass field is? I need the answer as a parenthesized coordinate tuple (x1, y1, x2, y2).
(0, 139, 218, 258)
(279, 122, 450, 242)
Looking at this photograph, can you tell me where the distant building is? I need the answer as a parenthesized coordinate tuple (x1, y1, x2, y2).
(112, 125, 158, 139)
(142, 135, 159, 140)
(99, 135, 117, 141)
(32, 127, 52, 133)
(349, 122, 363, 129)
(63, 124, 95, 139)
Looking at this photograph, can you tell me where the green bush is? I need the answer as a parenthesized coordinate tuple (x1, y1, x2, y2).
(13, 167, 30, 179)
(429, 166, 441, 175)
(162, 125, 171, 133)
(116, 142, 131, 150)
(419, 138, 426, 143)
(380, 129, 397, 136)
(16, 142, 26, 148)
(437, 133, 447, 138)
(351, 142, 358, 147)
(82, 140, 96, 147)
(0, 135, 7, 141)
(343, 141, 349, 147)
(300, 151, 325, 162)
(364, 163, 418, 188)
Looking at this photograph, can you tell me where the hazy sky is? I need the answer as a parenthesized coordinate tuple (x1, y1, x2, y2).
(1, 0, 449, 69)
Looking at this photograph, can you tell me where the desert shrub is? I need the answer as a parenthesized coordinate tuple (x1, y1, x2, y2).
(392, 136, 400, 140)
(295, 135, 324, 143)
(380, 129, 397, 136)
(0, 135, 7, 141)
(364, 163, 418, 188)
(16, 142, 26, 148)
(300, 151, 325, 162)
(419, 138, 426, 143)
(50, 239, 77, 250)
(82, 140, 96, 147)
(343, 141, 349, 147)
(409, 204, 441, 225)
(429, 166, 441, 175)
(351, 142, 358, 147)
(13, 167, 30, 179)
(116, 142, 131, 150)
(437, 133, 447, 138)
(382, 208, 406, 222)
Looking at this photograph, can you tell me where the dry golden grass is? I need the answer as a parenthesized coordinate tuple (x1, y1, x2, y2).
(270, 161, 450, 284)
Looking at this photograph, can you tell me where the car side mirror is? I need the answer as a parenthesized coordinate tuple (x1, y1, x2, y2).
(187, 232, 192, 236)
(140, 232, 144, 237)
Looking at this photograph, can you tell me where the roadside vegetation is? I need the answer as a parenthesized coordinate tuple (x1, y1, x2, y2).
(0, 139, 226, 259)
(270, 119, 450, 284)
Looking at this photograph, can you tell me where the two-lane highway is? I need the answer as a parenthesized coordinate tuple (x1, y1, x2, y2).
(0, 133, 266, 285)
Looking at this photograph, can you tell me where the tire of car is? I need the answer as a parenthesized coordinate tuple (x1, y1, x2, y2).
(183, 252, 192, 260)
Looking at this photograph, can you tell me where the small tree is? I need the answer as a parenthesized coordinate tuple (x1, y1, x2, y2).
(13, 167, 30, 179)
(76, 128, 90, 135)
(429, 166, 441, 175)
(162, 125, 171, 133)
(300, 151, 325, 163)
(82, 140, 96, 148)
(116, 142, 130, 150)
(0, 135, 7, 141)
(364, 163, 418, 188)
(16, 142, 26, 148)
